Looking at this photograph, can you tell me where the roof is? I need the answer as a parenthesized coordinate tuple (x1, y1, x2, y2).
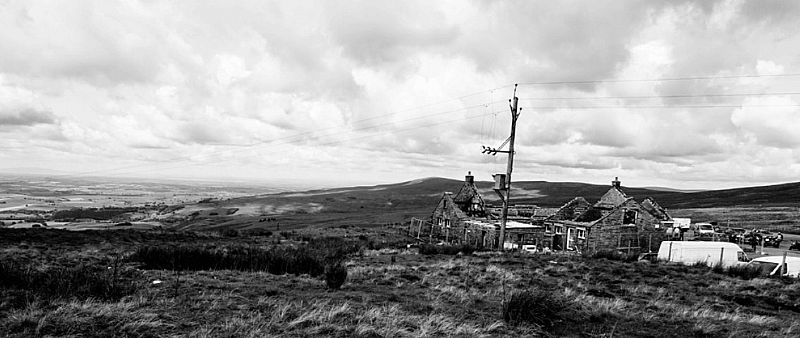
(463, 219, 541, 230)
(532, 207, 558, 217)
(453, 180, 484, 205)
(439, 193, 468, 219)
(547, 197, 590, 221)
(505, 220, 542, 229)
(641, 197, 671, 221)
(594, 186, 629, 208)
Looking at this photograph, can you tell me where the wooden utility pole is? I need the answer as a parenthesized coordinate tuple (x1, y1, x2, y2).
(482, 84, 520, 250)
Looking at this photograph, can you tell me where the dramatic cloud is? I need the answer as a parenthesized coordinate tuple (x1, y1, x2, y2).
(1, 0, 800, 189)
(0, 108, 55, 126)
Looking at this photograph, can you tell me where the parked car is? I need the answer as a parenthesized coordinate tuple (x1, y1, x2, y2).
(657, 241, 748, 268)
(762, 232, 782, 248)
(743, 230, 767, 245)
(726, 228, 746, 243)
(695, 223, 715, 235)
(746, 256, 800, 278)
(745, 230, 782, 248)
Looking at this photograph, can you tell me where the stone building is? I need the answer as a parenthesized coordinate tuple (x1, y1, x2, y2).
(429, 172, 544, 248)
(542, 177, 672, 253)
(429, 172, 492, 245)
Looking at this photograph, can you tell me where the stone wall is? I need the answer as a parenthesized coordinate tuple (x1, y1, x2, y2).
(584, 199, 668, 253)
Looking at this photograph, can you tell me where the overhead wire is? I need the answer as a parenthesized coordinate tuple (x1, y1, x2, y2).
(77, 101, 501, 177)
(517, 73, 800, 86)
(518, 92, 800, 102)
(46, 72, 800, 179)
(58, 86, 513, 178)
(100, 108, 510, 176)
(515, 103, 800, 110)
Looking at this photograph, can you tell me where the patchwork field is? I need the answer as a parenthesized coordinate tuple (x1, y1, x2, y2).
(1, 228, 799, 337)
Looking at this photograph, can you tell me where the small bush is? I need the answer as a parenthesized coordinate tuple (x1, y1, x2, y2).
(0, 259, 138, 302)
(590, 250, 638, 262)
(244, 228, 273, 237)
(324, 262, 347, 290)
(691, 261, 710, 268)
(503, 288, 573, 327)
(419, 244, 474, 255)
(712, 263, 725, 274)
(130, 245, 326, 276)
(725, 264, 762, 280)
(220, 229, 240, 237)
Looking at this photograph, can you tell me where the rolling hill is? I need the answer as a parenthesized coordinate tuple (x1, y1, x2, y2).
(177, 177, 800, 231)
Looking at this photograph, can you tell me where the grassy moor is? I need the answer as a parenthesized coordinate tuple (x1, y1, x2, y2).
(2, 226, 799, 337)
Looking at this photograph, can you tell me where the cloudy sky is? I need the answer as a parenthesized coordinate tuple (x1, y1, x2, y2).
(2, 0, 800, 189)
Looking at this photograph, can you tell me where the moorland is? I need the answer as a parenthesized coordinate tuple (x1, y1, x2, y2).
(2, 175, 800, 337)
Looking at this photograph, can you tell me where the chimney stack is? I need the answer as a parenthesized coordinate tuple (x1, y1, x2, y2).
(612, 177, 621, 189)
(465, 171, 474, 184)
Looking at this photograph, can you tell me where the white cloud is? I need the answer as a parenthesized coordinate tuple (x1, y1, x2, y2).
(1, 0, 800, 189)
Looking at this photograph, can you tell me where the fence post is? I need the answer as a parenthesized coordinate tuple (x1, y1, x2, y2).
(648, 234, 652, 253)
(782, 251, 787, 276)
(668, 242, 673, 262)
(719, 247, 724, 266)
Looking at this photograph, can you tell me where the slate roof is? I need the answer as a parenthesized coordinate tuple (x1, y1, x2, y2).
(594, 186, 629, 208)
(440, 192, 468, 219)
(453, 180, 484, 206)
(641, 197, 670, 221)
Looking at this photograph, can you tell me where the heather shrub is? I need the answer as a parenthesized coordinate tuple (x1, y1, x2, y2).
(0, 259, 138, 302)
(130, 245, 326, 276)
(324, 262, 347, 290)
(503, 288, 573, 327)
(591, 250, 638, 262)
(419, 244, 474, 255)
(725, 264, 762, 280)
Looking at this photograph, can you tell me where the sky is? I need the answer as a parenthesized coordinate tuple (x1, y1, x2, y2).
(2, 0, 800, 190)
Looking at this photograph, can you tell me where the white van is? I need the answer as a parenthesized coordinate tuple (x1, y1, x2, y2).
(747, 256, 800, 278)
(657, 241, 749, 268)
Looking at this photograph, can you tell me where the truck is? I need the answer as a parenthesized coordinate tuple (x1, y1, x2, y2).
(657, 241, 749, 268)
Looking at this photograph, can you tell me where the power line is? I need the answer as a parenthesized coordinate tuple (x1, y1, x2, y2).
(98, 109, 508, 176)
(519, 92, 800, 101)
(55, 85, 514, 178)
(42, 74, 800, 179)
(63, 102, 499, 177)
(516, 104, 800, 110)
(517, 73, 800, 86)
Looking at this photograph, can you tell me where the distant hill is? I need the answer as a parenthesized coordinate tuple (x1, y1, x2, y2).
(179, 177, 800, 231)
(256, 177, 800, 209)
(652, 181, 800, 208)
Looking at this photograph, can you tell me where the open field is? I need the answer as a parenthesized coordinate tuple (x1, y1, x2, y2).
(671, 207, 800, 234)
(2, 228, 799, 337)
